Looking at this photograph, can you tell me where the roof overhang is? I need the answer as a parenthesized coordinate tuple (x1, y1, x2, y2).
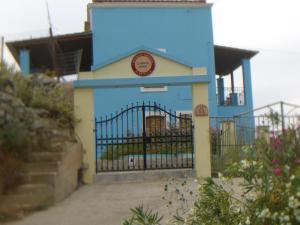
(6, 32, 93, 74)
(214, 45, 258, 76)
(6, 32, 258, 76)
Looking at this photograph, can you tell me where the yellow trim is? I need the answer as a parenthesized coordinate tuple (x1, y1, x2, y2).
(192, 67, 207, 76)
(74, 88, 95, 184)
(94, 54, 192, 78)
(78, 54, 207, 80)
(192, 83, 211, 178)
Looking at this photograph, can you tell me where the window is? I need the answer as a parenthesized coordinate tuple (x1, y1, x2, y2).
(145, 111, 169, 135)
(140, 86, 168, 93)
(146, 115, 166, 135)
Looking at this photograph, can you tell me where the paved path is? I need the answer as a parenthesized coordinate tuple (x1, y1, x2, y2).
(4, 178, 197, 225)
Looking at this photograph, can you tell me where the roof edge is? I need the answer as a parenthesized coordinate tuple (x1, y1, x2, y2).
(215, 45, 259, 58)
(88, 2, 212, 8)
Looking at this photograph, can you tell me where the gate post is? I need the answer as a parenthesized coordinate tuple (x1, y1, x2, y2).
(74, 88, 96, 184)
(192, 83, 211, 178)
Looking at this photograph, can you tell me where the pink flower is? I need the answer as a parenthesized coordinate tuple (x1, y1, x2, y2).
(272, 159, 278, 165)
(273, 168, 281, 176)
(270, 137, 282, 150)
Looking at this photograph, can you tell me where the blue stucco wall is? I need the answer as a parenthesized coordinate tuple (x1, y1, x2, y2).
(90, 6, 218, 116)
(94, 85, 192, 118)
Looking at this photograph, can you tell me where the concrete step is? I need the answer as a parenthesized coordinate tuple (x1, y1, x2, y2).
(95, 169, 195, 184)
(24, 162, 60, 173)
(20, 172, 57, 187)
(30, 152, 64, 162)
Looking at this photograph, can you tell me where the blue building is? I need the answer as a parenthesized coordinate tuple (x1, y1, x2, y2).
(6, 0, 259, 177)
(7, 0, 257, 120)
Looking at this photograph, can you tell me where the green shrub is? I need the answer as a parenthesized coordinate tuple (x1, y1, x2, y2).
(123, 125, 300, 225)
(123, 206, 163, 225)
(0, 120, 30, 161)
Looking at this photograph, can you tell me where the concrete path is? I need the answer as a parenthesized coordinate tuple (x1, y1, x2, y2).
(4, 177, 198, 225)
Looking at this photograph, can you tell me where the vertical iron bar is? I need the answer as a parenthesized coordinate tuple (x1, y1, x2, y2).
(142, 102, 147, 170)
(136, 102, 140, 169)
(148, 101, 156, 168)
(106, 115, 108, 171)
(121, 109, 124, 170)
(164, 106, 167, 169)
(116, 111, 119, 171)
(160, 104, 163, 169)
(95, 117, 98, 173)
(157, 103, 161, 169)
(131, 103, 134, 169)
(280, 101, 285, 134)
(126, 105, 129, 170)
(185, 113, 188, 167)
(191, 116, 194, 168)
(110, 113, 114, 171)
(100, 117, 103, 171)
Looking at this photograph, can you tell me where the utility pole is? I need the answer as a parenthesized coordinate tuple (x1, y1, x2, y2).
(0, 36, 4, 69)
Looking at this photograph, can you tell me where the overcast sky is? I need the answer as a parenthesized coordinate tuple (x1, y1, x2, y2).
(0, 0, 299, 108)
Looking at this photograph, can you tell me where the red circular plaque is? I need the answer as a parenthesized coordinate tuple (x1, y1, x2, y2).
(131, 52, 155, 76)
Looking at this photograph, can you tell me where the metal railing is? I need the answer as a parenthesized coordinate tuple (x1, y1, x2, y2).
(210, 114, 300, 174)
(217, 87, 245, 106)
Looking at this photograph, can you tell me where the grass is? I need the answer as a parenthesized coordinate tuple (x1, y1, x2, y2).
(99, 137, 193, 160)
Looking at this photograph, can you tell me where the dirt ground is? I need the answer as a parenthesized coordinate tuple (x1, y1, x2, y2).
(3, 178, 198, 225)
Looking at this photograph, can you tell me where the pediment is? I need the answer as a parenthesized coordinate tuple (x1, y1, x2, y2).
(91, 47, 198, 79)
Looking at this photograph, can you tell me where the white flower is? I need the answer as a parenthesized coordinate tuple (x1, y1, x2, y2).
(284, 215, 290, 221)
(285, 165, 290, 171)
(241, 159, 251, 169)
(259, 208, 271, 218)
(245, 217, 250, 225)
(290, 175, 296, 180)
(289, 196, 300, 209)
(272, 212, 278, 220)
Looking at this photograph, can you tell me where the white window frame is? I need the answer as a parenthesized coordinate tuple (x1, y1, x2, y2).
(176, 110, 193, 117)
(140, 86, 168, 93)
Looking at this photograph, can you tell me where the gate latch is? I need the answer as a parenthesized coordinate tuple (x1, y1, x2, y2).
(145, 137, 152, 144)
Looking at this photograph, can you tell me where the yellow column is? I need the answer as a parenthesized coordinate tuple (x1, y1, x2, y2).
(74, 88, 95, 184)
(192, 83, 211, 178)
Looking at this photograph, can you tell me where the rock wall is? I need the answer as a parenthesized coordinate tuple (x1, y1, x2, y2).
(0, 73, 83, 220)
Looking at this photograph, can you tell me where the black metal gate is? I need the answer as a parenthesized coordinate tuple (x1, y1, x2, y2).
(95, 102, 194, 172)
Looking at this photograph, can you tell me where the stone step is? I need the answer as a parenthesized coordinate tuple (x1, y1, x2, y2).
(6, 184, 54, 196)
(20, 172, 57, 187)
(0, 191, 54, 218)
(24, 162, 60, 173)
(30, 152, 64, 162)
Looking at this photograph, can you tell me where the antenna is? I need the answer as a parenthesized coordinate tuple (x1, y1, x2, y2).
(0, 36, 4, 69)
(45, 0, 60, 80)
(46, 0, 53, 37)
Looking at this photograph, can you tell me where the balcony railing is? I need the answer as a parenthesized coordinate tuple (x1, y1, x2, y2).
(217, 87, 245, 106)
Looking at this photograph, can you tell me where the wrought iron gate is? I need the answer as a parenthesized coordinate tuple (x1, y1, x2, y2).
(95, 102, 194, 172)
